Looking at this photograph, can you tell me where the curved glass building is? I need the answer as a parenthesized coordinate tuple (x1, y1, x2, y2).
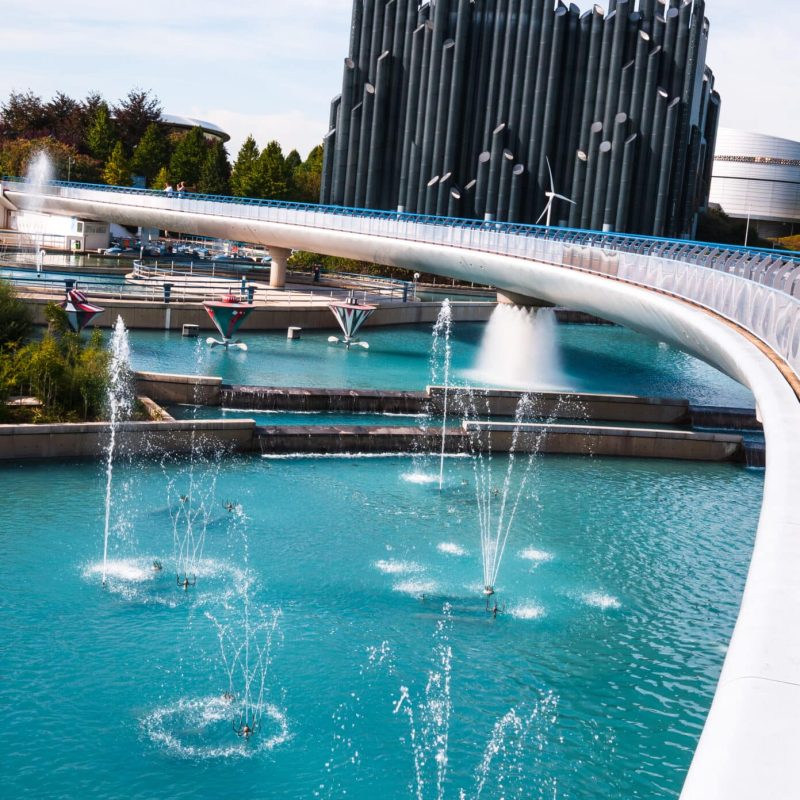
(709, 128, 800, 239)
(321, 0, 721, 238)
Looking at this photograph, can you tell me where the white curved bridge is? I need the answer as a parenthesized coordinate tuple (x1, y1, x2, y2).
(4, 177, 800, 799)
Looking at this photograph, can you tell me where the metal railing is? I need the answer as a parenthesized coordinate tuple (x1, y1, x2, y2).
(5, 178, 800, 373)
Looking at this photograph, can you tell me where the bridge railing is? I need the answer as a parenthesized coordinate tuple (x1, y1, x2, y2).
(5, 178, 800, 374)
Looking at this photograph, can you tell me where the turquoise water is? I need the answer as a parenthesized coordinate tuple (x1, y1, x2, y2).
(127, 323, 755, 408)
(0, 454, 762, 799)
(169, 405, 428, 426)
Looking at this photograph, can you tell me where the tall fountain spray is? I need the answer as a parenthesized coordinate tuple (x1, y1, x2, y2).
(431, 300, 452, 491)
(101, 316, 133, 586)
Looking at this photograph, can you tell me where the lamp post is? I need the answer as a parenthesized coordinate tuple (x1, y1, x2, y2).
(67, 156, 74, 182)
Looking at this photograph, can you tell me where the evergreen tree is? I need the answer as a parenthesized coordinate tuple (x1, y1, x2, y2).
(103, 141, 132, 186)
(131, 122, 168, 186)
(86, 104, 116, 163)
(0, 91, 49, 139)
(230, 136, 261, 197)
(113, 89, 162, 152)
(169, 126, 207, 188)
(285, 149, 302, 174)
(291, 144, 324, 203)
(258, 140, 289, 200)
(46, 91, 83, 148)
(198, 140, 231, 195)
(152, 165, 171, 191)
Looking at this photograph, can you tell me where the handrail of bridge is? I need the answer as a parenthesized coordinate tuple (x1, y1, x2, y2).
(3, 176, 797, 264)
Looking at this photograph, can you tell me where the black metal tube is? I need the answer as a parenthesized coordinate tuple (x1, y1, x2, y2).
(486, 122, 507, 220)
(462, 177, 477, 218)
(329, 95, 342, 132)
(615, 132, 638, 231)
(332, 58, 356, 205)
(367, 53, 391, 208)
(397, 24, 424, 211)
(525, 0, 556, 216)
(431, 39, 456, 184)
(412, 21, 434, 211)
(320, 128, 335, 204)
(482, 0, 509, 151)
(660, 7, 680, 87)
(617, 59, 634, 117)
(642, 88, 669, 234)
(448, 184, 461, 218)
(496, 148, 516, 221)
(475, 150, 491, 218)
(625, 11, 642, 63)
(653, 95, 680, 235)
(602, 1, 629, 134)
(425, 174, 440, 215)
(651, 13, 666, 50)
(629, 31, 651, 128)
(348, 0, 364, 60)
(603, 112, 628, 229)
(369, 0, 386, 82)
(630, 44, 662, 231)
(518, 0, 546, 159)
(442, 0, 472, 181)
(591, 9, 615, 129)
(508, 163, 526, 223)
(563, 10, 592, 193)
(355, 84, 375, 207)
(537, 5, 569, 204)
(436, 172, 453, 216)
(506, 0, 532, 151)
(358, 0, 375, 84)
(679, 124, 702, 234)
(569, 150, 588, 227)
(381, 0, 396, 53)
(554, 5, 581, 186)
(497, 0, 521, 131)
(580, 120, 603, 228)
(344, 101, 363, 207)
(578, 5, 605, 152)
(590, 140, 612, 229)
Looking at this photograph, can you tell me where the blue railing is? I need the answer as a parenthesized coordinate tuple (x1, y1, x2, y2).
(3, 176, 796, 265)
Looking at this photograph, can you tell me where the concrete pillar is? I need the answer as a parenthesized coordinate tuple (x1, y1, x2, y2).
(268, 246, 291, 289)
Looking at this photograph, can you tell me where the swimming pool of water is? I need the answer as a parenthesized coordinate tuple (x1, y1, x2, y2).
(128, 322, 755, 408)
(0, 453, 762, 799)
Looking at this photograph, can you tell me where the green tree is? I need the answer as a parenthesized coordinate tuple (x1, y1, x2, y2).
(198, 140, 231, 195)
(103, 141, 132, 186)
(230, 135, 261, 197)
(257, 140, 289, 199)
(0, 91, 49, 139)
(169, 126, 207, 188)
(131, 122, 169, 186)
(0, 137, 101, 183)
(112, 89, 162, 152)
(0, 279, 33, 349)
(152, 165, 171, 191)
(291, 143, 324, 203)
(86, 103, 116, 163)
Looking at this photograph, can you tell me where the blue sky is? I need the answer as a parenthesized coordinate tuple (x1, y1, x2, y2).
(1, 0, 797, 159)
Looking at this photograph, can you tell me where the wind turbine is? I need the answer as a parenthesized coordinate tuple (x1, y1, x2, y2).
(536, 156, 575, 227)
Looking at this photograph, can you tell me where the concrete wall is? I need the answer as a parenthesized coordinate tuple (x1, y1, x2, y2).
(135, 372, 222, 406)
(464, 422, 744, 462)
(0, 419, 255, 460)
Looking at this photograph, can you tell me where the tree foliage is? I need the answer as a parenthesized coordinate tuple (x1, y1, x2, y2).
(0, 279, 33, 349)
(230, 136, 261, 197)
(258, 140, 290, 199)
(103, 141, 132, 186)
(169, 126, 207, 188)
(131, 122, 169, 186)
(112, 89, 162, 152)
(199, 140, 231, 195)
(86, 103, 116, 163)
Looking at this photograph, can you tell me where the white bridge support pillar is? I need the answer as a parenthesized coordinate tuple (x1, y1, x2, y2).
(268, 246, 291, 289)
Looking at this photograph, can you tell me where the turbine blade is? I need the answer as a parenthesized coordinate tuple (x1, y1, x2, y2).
(554, 193, 577, 205)
(535, 199, 552, 225)
(546, 156, 555, 194)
